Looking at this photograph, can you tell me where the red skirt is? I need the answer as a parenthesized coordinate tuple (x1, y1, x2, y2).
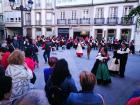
(76, 53, 83, 57)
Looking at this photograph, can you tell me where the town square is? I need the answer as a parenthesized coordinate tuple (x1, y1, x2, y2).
(0, 0, 140, 105)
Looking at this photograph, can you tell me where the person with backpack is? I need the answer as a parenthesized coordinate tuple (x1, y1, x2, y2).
(45, 59, 77, 105)
(66, 71, 105, 105)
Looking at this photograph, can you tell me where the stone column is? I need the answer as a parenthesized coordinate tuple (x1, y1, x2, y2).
(31, 11, 35, 26)
(23, 28, 27, 37)
(41, 10, 46, 25)
(32, 27, 36, 39)
(69, 28, 73, 38)
(54, 27, 58, 37)
(103, 28, 107, 41)
(42, 27, 46, 36)
(131, 26, 135, 41)
(116, 28, 121, 40)
(90, 26, 94, 38)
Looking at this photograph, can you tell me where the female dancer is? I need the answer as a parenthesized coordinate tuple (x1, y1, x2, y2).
(91, 46, 111, 85)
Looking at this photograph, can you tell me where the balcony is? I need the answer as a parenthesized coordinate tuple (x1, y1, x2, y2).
(68, 19, 78, 25)
(57, 19, 67, 25)
(46, 20, 53, 25)
(79, 18, 90, 25)
(107, 17, 118, 25)
(25, 20, 31, 26)
(94, 18, 105, 25)
(121, 17, 134, 25)
(36, 20, 41, 25)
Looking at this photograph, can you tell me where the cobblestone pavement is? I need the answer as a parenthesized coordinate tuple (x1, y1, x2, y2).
(34, 47, 140, 105)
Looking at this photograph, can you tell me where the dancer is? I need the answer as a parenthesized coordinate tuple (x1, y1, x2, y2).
(117, 42, 130, 78)
(91, 46, 111, 85)
(87, 41, 92, 59)
(76, 42, 83, 57)
(109, 47, 120, 75)
(43, 41, 51, 64)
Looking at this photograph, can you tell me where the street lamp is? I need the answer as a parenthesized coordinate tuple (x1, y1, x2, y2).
(9, 0, 33, 36)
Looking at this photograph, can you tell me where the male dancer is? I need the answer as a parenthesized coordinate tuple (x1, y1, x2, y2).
(117, 42, 130, 77)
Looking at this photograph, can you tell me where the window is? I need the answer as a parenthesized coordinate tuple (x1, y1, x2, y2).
(26, 13, 31, 21)
(109, 7, 118, 18)
(36, 28, 42, 36)
(72, 10, 76, 19)
(46, 13, 52, 21)
(36, 12, 41, 25)
(46, 28, 52, 31)
(46, 0, 52, 8)
(61, 11, 65, 19)
(35, 0, 41, 7)
(96, 8, 104, 18)
(123, 6, 133, 16)
(83, 9, 89, 18)
(15, 0, 20, 4)
(36, 12, 41, 21)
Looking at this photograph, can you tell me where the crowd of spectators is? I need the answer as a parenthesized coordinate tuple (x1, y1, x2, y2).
(0, 35, 138, 105)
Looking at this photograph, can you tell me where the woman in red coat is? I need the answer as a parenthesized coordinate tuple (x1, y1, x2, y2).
(0, 47, 10, 70)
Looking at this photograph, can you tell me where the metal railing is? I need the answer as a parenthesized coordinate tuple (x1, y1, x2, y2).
(79, 18, 90, 25)
(57, 19, 67, 25)
(68, 19, 78, 25)
(94, 18, 105, 25)
(107, 17, 118, 25)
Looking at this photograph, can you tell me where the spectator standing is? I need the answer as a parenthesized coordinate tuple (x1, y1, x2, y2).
(1, 47, 10, 70)
(44, 57, 58, 83)
(66, 71, 105, 105)
(45, 59, 77, 105)
(0, 76, 12, 105)
(5, 50, 33, 99)
(129, 40, 135, 54)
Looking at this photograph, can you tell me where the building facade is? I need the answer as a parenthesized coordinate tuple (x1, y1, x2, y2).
(2, 0, 140, 51)
(3, 0, 22, 37)
(23, 0, 55, 39)
(135, 0, 140, 51)
(55, 0, 138, 42)
(0, 0, 4, 40)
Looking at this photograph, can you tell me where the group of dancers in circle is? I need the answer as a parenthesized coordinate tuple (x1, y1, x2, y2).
(75, 38, 130, 85)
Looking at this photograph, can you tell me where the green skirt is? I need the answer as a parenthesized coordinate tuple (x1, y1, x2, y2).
(96, 62, 111, 84)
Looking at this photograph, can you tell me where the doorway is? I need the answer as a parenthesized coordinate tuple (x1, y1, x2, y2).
(95, 29, 103, 41)
(121, 29, 131, 42)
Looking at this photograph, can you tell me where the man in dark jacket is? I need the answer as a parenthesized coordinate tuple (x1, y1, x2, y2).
(43, 41, 51, 63)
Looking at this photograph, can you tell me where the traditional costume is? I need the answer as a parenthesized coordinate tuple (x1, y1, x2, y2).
(87, 42, 92, 59)
(109, 50, 120, 75)
(76, 43, 83, 57)
(91, 53, 111, 85)
(117, 45, 130, 77)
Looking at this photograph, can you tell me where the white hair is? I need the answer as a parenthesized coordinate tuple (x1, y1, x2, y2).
(16, 90, 49, 105)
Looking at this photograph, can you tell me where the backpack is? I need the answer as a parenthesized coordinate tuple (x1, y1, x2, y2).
(47, 85, 70, 105)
